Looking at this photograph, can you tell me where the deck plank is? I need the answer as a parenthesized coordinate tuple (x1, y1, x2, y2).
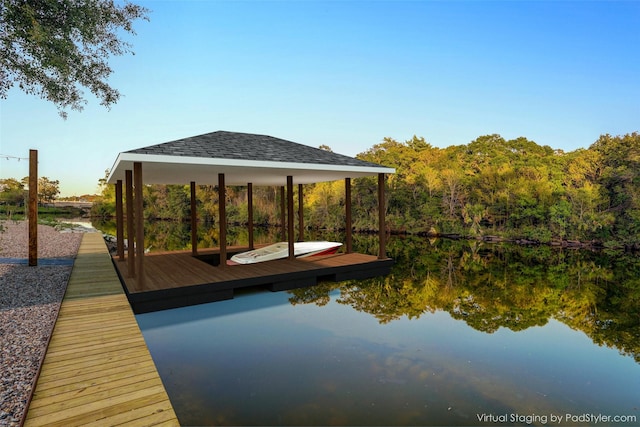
(24, 233, 179, 427)
(114, 246, 393, 313)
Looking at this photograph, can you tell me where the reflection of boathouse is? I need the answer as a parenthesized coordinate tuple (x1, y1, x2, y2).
(107, 131, 395, 313)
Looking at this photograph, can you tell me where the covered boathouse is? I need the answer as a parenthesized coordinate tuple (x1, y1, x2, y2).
(106, 131, 395, 313)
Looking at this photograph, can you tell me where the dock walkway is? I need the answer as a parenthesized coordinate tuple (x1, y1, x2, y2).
(24, 233, 179, 426)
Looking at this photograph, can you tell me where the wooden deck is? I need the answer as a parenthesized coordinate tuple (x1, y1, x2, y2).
(24, 233, 179, 427)
(114, 248, 394, 314)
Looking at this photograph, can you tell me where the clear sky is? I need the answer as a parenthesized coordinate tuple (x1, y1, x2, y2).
(1, 0, 638, 197)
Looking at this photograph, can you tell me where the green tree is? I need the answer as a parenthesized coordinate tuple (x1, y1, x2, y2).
(92, 169, 116, 218)
(37, 176, 60, 203)
(306, 180, 345, 230)
(440, 167, 465, 220)
(0, 177, 25, 205)
(590, 132, 640, 245)
(1, 0, 149, 118)
(549, 200, 571, 239)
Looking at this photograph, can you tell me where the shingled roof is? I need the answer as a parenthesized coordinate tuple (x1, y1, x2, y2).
(107, 131, 394, 186)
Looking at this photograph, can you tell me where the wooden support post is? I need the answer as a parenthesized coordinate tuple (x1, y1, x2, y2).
(28, 149, 37, 266)
(287, 176, 295, 259)
(125, 170, 135, 277)
(378, 173, 387, 259)
(115, 180, 125, 261)
(247, 183, 254, 250)
(190, 181, 198, 256)
(134, 162, 145, 287)
(280, 186, 286, 241)
(345, 178, 352, 254)
(298, 183, 304, 241)
(218, 173, 227, 268)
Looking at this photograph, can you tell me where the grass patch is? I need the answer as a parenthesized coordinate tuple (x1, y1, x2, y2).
(0, 205, 87, 220)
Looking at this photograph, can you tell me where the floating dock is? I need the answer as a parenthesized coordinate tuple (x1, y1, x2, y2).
(113, 248, 394, 314)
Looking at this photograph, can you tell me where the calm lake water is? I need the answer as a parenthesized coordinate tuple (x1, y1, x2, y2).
(135, 234, 640, 426)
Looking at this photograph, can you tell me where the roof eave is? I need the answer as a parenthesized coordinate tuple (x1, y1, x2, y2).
(107, 152, 395, 186)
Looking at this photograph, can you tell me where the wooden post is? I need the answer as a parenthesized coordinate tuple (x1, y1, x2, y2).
(247, 183, 254, 250)
(125, 170, 135, 277)
(28, 149, 37, 266)
(378, 173, 386, 259)
(190, 181, 198, 256)
(280, 186, 286, 241)
(218, 173, 227, 268)
(298, 183, 304, 241)
(115, 180, 125, 261)
(134, 162, 145, 287)
(345, 177, 352, 253)
(287, 176, 294, 259)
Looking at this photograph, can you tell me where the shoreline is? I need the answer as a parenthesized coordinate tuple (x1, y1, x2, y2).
(0, 220, 85, 426)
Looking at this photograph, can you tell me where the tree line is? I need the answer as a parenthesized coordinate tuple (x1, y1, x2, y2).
(357, 132, 640, 249)
(89, 132, 639, 249)
(0, 176, 60, 206)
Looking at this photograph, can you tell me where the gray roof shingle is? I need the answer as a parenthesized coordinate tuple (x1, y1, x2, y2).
(126, 130, 382, 168)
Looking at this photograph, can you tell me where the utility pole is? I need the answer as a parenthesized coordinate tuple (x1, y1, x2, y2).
(28, 149, 38, 266)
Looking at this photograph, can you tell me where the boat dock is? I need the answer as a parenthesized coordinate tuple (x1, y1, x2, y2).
(24, 233, 179, 427)
(113, 248, 394, 314)
(105, 131, 395, 315)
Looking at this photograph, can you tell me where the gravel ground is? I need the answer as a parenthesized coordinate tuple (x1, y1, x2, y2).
(0, 221, 84, 426)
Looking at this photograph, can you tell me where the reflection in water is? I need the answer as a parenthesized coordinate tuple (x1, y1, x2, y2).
(335, 236, 640, 363)
(136, 235, 640, 426)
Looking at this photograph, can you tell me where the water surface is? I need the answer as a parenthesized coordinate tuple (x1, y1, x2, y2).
(137, 238, 640, 426)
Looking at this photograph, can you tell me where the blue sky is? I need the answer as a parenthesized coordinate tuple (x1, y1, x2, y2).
(1, 0, 639, 196)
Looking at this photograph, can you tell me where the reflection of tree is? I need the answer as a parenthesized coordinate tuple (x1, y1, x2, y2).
(288, 283, 340, 307)
(556, 253, 640, 363)
(337, 275, 435, 324)
(92, 219, 280, 252)
(303, 236, 640, 363)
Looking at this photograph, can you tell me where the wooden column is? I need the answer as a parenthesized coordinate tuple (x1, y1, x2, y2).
(125, 169, 135, 277)
(298, 184, 304, 241)
(287, 176, 295, 259)
(280, 186, 286, 241)
(345, 178, 352, 253)
(115, 180, 125, 261)
(28, 149, 37, 266)
(190, 181, 198, 256)
(247, 183, 254, 250)
(134, 162, 145, 287)
(378, 173, 387, 259)
(218, 173, 227, 268)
